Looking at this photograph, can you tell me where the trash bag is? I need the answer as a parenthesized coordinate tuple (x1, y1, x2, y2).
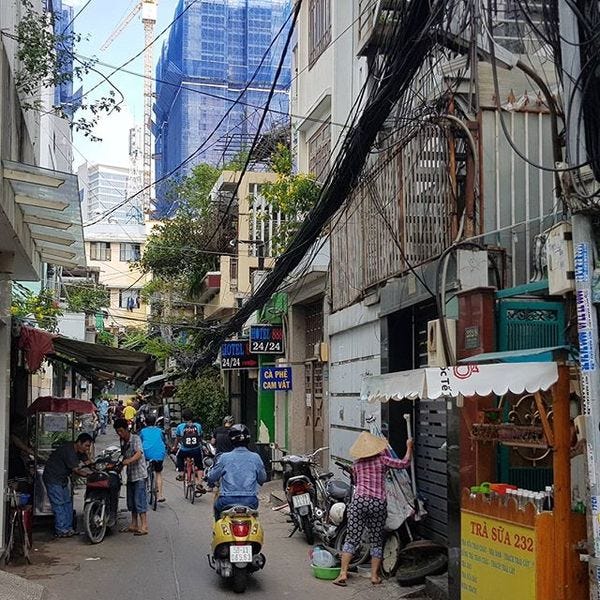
(385, 471, 415, 531)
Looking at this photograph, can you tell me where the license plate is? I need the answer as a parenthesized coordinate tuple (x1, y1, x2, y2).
(292, 493, 311, 508)
(230, 545, 252, 563)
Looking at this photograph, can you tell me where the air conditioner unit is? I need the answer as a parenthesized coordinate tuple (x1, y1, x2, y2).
(427, 319, 457, 367)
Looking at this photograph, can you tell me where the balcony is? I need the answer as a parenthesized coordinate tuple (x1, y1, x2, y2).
(196, 271, 221, 304)
(356, 0, 403, 57)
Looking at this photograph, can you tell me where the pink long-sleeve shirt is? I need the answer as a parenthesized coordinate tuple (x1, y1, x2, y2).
(353, 451, 410, 500)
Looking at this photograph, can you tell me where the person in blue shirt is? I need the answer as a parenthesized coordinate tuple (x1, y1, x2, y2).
(174, 409, 205, 491)
(97, 397, 110, 434)
(207, 423, 267, 520)
(139, 414, 168, 502)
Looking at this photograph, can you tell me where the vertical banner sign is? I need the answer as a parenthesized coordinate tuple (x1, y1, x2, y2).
(259, 366, 292, 391)
(461, 512, 535, 599)
(220, 340, 258, 370)
(249, 324, 285, 354)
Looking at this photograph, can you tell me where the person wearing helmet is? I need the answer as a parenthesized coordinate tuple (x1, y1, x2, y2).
(210, 415, 235, 457)
(207, 424, 266, 520)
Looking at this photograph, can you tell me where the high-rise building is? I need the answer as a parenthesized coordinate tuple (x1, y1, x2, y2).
(78, 163, 143, 224)
(153, 0, 292, 217)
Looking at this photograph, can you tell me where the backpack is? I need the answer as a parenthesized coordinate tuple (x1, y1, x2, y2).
(181, 424, 201, 449)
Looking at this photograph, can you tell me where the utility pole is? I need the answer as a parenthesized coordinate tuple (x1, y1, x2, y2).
(558, 4, 600, 598)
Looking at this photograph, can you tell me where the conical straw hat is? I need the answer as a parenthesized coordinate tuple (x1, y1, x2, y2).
(349, 431, 388, 459)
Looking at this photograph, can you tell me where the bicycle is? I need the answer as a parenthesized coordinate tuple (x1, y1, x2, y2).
(183, 456, 196, 504)
(146, 461, 158, 511)
(2, 488, 32, 565)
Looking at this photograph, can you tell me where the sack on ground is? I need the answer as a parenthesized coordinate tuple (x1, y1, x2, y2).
(385, 471, 415, 531)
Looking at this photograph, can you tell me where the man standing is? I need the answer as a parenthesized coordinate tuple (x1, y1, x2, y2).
(42, 433, 93, 538)
(114, 418, 148, 535)
(211, 415, 235, 457)
(97, 397, 109, 435)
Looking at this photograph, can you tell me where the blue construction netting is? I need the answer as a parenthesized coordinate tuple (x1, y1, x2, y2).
(153, 0, 292, 217)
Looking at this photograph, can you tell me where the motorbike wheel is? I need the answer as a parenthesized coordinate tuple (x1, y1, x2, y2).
(334, 524, 370, 569)
(381, 530, 402, 578)
(396, 550, 448, 586)
(231, 566, 248, 594)
(301, 514, 315, 545)
(84, 500, 106, 544)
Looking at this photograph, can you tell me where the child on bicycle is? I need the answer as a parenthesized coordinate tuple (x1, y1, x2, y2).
(139, 414, 168, 502)
(173, 409, 205, 492)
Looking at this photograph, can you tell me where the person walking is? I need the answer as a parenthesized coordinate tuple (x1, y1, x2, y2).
(174, 409, 205, 491)
(332, 431, 413, 587)
(139, 414, 168, 502)
(211, 415, 235, 458)
(97, 397, 109, 435)
(42, 433, 93, 538)
(114, 418, 149, 536)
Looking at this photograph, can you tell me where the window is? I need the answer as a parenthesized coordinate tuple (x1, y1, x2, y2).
(119, 289, 140, 311)
(229, 258, 239, 291)
(90, 242, 111, 261)
(309, 0, 331, 67)
(119, 243, 141, 262)
(308, 120, 331, 182)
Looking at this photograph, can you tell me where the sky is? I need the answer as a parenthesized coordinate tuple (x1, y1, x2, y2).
(64, 0, 180, 169)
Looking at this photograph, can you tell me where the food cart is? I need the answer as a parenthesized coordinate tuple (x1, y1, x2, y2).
(361, 361, 588, 600)
(27, 396, 95, 517)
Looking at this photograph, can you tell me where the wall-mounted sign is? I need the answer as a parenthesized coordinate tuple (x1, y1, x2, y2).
(220, 340, 258, 370)
(249, 324, 285, 354)
(259, 366, 292, 391)
(461, 511, 535, 599)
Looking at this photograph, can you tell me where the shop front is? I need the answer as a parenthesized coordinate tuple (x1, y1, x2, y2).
(361, 360, 588, 600)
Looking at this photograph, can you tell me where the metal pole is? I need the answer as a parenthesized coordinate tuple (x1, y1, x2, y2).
(558, 4, 600, 598)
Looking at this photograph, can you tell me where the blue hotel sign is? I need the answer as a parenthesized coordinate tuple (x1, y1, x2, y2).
(259, 366, 292, 391)
(220, 340, 258, 370)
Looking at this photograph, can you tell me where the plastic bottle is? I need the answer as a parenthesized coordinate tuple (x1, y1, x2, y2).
(542, 485, 554, 511)
(312, 546, 336, 568)
(534, 492, 544, 513)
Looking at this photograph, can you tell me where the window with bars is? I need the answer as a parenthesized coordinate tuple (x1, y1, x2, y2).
(90, 242, 111, 261)
(308, 120, 331, 182)
(119, 243, 141, 262)
(248, 183, 284, 257)
(229, 258, 239, 291)
(308, 0, 331, 67)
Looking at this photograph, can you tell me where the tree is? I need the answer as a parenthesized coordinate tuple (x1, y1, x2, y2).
(11, 284, 62, 332)
(257, 144, 321, 255)
(63, 284, 110, 313)
(174, 368, 227, 434)
(14, 0, 122, 141)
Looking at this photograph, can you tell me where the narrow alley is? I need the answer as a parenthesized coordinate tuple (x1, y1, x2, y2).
(3, 432, 426, 600)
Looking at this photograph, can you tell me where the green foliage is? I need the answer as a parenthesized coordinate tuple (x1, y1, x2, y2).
(175, 368, 227, 434)
(14, 0, 121, 141)
(64, 284, 109, 313)
(11, 285, 62, 332)
(120, 329, 182, 361)
(257, 144, 321, 255)
(96, 330, 116, 346)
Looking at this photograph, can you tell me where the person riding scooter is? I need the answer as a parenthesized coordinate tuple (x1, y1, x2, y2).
(207, 424, 266, 520)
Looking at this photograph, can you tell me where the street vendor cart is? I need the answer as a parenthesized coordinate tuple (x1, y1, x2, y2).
(361, 360, 588, 600)
(27, 396, 95, 517)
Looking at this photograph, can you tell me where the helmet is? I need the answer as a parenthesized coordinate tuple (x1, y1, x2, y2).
(223, 415, 234, 426)
(329, 502, 346, 525)
(229, 423, 251, 445)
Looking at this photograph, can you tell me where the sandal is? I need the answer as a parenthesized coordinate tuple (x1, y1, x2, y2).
(332, 577, 347, 587)
(120, 526, 139, 533)
(134, 530, 149, 536)
(158, 497, 166, 503)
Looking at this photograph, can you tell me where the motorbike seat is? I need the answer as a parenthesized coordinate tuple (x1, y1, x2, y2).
(318, 472, 334, 481)
(326, 479, 351, 501)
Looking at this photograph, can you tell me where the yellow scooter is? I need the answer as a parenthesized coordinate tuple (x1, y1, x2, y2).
(208, 505, 266, 593)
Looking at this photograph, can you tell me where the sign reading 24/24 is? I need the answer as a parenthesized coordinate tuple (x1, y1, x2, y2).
(259, 367, 292, 391)
(250, 325, 285, 354)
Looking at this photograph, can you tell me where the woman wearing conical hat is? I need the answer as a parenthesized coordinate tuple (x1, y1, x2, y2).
(332, 431, 413, 587)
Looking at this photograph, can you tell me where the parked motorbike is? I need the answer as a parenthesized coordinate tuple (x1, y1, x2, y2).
(208, 505, 266, 593)
(202, 439, 216, 470)
(279, 447, 328, 545)
(83, 446, 122, 544)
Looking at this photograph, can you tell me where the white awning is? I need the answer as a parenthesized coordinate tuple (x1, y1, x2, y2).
(361, 362, 559, 402)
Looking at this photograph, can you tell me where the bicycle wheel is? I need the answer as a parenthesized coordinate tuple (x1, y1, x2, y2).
(2, 515, 16, 565)
(147, 467, 156, 511)
(16, 511, 31, 564)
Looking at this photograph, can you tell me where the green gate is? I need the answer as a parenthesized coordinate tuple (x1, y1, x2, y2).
(496, 292, 565, 488)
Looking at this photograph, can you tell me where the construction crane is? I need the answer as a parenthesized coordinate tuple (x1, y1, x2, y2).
(100, 0, 157, 214)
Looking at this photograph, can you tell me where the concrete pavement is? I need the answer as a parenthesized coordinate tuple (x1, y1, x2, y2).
(3, 431, 428, 599)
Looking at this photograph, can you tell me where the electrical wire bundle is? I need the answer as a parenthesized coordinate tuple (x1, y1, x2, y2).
(190, 0, 457, 370)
